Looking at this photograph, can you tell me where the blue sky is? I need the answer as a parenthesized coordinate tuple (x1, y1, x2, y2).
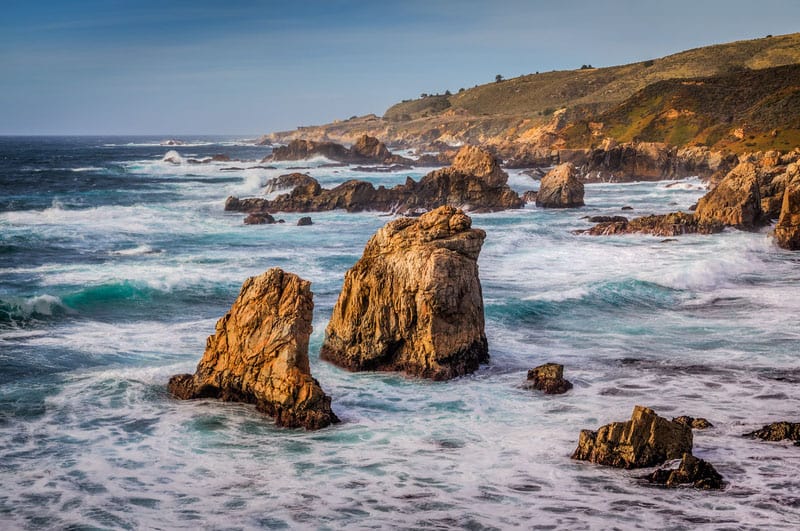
(2, 0, 799, 135)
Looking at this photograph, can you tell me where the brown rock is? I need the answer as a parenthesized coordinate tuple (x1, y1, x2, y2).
(773, 167, 800, 250)
(451, 145, 508, 187)
(581, 212, 722, 237)
(571, 405, 693, 468)
(536, 163, 585, 208)
(264, 173, 320, 194)
(694, 161, 761, 228)
(522, 190, 538, 204)
(297, 216, 313, 226)
(320, 206, 489, 380)
(672, 416, 713, 429)
(526, 363, 573, 394)
(167, 268, 338, 430)
(587, 215, 628, 223)
(351, 134, 392, 162)
(744, 421, 800, 444)
(641, 453, 724, 490)
(244, 212, 276, 225)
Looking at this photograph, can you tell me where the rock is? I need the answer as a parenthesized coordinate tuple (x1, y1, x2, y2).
(269, 136, 412, 165)
(672, 416, 713, 429)
(264, 173, 320, 194)
(694, 161, 762, 228)
(526, 363, 573, 394)
(167, 268, 338, 430)
(571, 405, 693, 468)
(536, 163, 585, 208)
(320, 206, 489, 380)
(162, 150, 184, 164)
(351, 134, 392, 162)
(451, 145, 508, 187)
(297, 216, 313, 226)
(581, 212, 723, 237)
(744, 421, 800, 444)
(587, 215, 628, 223)
(226, 146, 523, 214)
(773, 167, 800, 249)
(522, 191, 538, 204)
(244, 212, 276, 225)
(160, 139, 185, 146)
(641, 453, 724, 490)
(621, 206, 634, 211)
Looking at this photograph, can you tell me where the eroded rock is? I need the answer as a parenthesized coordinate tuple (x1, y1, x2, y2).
(571, 405, 693, 468)
(672, 416, 713, 429)
(320, 206, 489, 380)
(536, 163, 585, 208)
(167, 268, 338, 430)
(744, 421, 800, 444)
(641, 453, 724, 489)
(526, 363, 573, 394)
(773, 166, 800, 250)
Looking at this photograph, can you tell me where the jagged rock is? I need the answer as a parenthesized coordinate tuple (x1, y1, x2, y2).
(744, 421, 800, 444)
(320, 206, 489, 380)
(694, 161, 762, 228)
(351, 134, 391, 161)
(571, 405, 693, 468)
(244, 212, 276, 225)
(581, 212, 722, 237)
(264, 173, 320, 194)
(641, 453, 724, 489)
(536, 163, 585, 208)
(451, 145, 508, 187)
(522, 191, 538, 203)
(773, 166, 800, 250)
(225, 146, 523, 214)
(526, 363, 573, 394)
(672, 416, 713, 429)
(297, 216, 313, 226)
(167, 268, 338, 430)
(587, 215, 628, 223)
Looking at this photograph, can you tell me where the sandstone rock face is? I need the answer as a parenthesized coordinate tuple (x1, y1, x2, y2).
(744, 421, 800, 444)
(536, 163, 585, 208)
(673, 416, 713, 430)
(642, 453, 724, 489)
(526, 363, 573, 394)
(320, 206, 489, 380)
(167, 268, 338, 430)
(225, 146, 523, 215)
(451, 145, 508, 187)
(571, 406, 693, 468)
(774, 166, 800, 250)
(694, 161, 762, 228)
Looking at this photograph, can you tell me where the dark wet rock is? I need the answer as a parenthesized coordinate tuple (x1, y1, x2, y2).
(535, 163, 585, 208)
(572, 405, 693, 468)
(587, 215, 628, 223)
(352, 164, 411, 172)
(672, 416, 713, 429)
(297, 216, 313, 226)
(320, 206, 488, 380)
(641, 453, 724, 490)
(264, 173, 321, 195)
(167, 268, 338, 430)
(744, 421, 800, 444)
(244, 212, 275, 225)
(580, 212, 723, 237)
(268, 135, 412, 165)
(522, 191, 538, 204)
(621, 206, 634, 211)
(526, 363, 573, 394)
(225, 146, 523, 215)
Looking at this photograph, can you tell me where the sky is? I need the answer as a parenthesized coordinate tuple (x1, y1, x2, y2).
(2, 0, 800, 135)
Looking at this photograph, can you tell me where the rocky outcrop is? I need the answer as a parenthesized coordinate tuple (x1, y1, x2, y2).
(244, 212, 276, 225)
(264, 173, 321, 195)
(225, 146, 523, 215)
(744, 421, 800, 444)
(694, 161, 762, 228)
(268, 135, 411, 166)
(526, 363, 573, 394)
(320, 206, 489, 380)
(536, 163, 585, 208)
(580, 212, 723, 237)
(672, 416, 713, 429)
(297, 216, 313, 226)
(572, 406, 693, 468)
(773, 165, 800, 249)
(641, 453, 724, 489)
(167, 268, 338, 430)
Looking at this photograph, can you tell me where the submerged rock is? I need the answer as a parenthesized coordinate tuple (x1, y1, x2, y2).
(320, 206, 489, 380)
(167, 268, 338, 430)
(526, 363, 573, 394)
(744, 421, 800, 444)
(536, 163, 585, 208)
(672, 416, 713, 429)
(572, 405, 693, 468)
(641, 453, 724, 490)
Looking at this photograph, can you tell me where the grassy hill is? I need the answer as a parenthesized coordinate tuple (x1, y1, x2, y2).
(267, 32, 800, 153)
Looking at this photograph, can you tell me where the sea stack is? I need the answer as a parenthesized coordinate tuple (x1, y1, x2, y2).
(535, 162, 585, 208)
(320, 205, 489, 380)
(168, 268, 338, 430)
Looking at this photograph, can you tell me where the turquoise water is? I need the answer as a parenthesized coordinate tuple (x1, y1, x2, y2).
(2, 137, 800, 529)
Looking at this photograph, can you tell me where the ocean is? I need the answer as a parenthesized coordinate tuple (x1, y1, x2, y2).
(1, 136, 799, 529)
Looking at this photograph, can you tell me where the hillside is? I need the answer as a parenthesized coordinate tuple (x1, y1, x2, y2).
(264, 32, 800, 153)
